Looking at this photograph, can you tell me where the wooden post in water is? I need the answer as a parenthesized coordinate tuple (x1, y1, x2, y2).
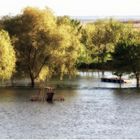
(46, 87, 54, 102)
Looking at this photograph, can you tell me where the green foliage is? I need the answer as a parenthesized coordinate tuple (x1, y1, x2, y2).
(0, 30, 16, 80)
(80, 23, 95, 64)
(1, 8, 83, 86)
(1, 7, 60, 86)
(112, 37, 140, 87)
(57, 16, 82, 34)
(112, 24, 140, 72)
(119, 24, 140, 42)
(92, 19, 125, 64)
(1, 6, 140, 88)
(55, 16, 84, 79)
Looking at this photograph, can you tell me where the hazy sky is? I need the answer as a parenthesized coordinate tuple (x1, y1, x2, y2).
(0, 0, 140, 17)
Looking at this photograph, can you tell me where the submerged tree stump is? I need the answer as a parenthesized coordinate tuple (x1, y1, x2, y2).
(46, 87, 54, 102)
(30, 86, 55, 102)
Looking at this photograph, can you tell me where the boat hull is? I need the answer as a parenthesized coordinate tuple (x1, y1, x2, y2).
(101, 78, 125, 83)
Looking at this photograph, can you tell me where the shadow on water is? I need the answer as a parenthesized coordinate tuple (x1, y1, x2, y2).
(0, 88, 79, 103)
(0, 88, 38, 102)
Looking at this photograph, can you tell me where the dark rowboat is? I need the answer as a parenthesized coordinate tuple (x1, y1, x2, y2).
(101, 78, 126, 83)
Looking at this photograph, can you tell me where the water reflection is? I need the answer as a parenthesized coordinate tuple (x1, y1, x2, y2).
(0, 71, 136, 89)
(47, 71, 136, 89)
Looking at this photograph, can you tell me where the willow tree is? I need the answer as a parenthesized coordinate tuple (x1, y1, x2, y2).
(1, 7, 62, 87)
(1, 8, 83, 86)
(0, 30, 16, 80)
(55, 16, 84, 80)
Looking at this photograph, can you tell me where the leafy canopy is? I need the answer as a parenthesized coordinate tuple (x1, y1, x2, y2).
(0, 30, 16, 80)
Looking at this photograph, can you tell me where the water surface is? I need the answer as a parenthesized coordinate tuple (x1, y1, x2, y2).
(0, 88, 140, 138)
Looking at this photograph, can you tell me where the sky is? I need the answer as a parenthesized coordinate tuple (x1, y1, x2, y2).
(0, 0, 140, 17)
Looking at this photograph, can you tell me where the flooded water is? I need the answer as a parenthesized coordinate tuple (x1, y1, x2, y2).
(0, 71, 140, 138)
(1, 71, 136, 88)
(47, 71, 136, 89)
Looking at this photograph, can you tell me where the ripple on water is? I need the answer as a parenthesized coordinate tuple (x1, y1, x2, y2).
(0, 88, 140, 138)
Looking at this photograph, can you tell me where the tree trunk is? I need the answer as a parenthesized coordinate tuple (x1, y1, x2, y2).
(101, 70, 105, 77)
(101, 57, 105, 78)
(30, 73, 35, 88)
(136, 75, 139, 88)
(119, 75, 122, 88)
(31, 77, 35, 88)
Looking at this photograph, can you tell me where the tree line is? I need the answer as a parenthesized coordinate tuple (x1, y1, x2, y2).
(0, 7, 140, 88)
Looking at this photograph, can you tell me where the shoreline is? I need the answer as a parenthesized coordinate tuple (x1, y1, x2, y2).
(0, 85, 139, 90)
